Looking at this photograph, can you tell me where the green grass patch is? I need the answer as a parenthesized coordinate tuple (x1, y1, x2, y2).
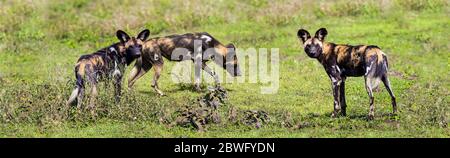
(0, 0, 448, 137)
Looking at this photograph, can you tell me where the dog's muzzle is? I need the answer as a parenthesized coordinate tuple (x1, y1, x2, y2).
(127, 47, 141, 58)
(305, 46, 321, 58)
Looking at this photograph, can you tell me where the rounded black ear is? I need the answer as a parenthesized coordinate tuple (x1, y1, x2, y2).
(116, 30, 131, 43)
(137, 29, 150, 41)
(315, 28, 328, 41)
(297, 29, 311, 43)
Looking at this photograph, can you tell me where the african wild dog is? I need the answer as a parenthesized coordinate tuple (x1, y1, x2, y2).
(66, 29, 150, 109)
(127, 32, 242, 96)
(297, 28, 397, 120)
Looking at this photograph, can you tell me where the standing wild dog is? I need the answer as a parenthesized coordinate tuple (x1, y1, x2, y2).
(66, 29, 150, 109)
(127, 32, 241, 96)
(297, 28, 397, 120)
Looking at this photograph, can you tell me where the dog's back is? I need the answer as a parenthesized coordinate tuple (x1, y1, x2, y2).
(142, 32, 226, 61)
(66, 45, 117, 106)
(323, 43, 388, 78)
(75, 46, 118, 81)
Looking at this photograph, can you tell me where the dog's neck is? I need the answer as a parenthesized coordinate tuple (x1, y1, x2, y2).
(316, 42, 336, 65)
(110, 43, 139, 66)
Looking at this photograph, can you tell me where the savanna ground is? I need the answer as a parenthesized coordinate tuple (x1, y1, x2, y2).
(0, 0, 448, 137)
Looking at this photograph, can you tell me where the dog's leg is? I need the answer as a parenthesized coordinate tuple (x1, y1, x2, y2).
(340, 77, 347, 116)
(330, 76, 342, 118)
(202, 62, 220, 86)
(114, 75, 122, 103)
(193, 59, 203, 92)
(192, 39, 204, 92)
(152, 64, 164, 96)
(382, 75, 397, 114)
(84, 65, 97, 112)
(364, 76, 375, 120)
(77, 87, 84, 109)
(104, 78, 110, 91)
(88, 83, 98, 115)
(128, 58, 152, 90)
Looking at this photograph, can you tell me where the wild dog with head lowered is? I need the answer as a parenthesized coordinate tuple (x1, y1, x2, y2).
(297, 28, 397, 120)
(127, 32, 242, 96)
(66, 29, 150, 109)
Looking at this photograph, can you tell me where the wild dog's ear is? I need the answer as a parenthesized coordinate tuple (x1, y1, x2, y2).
(315, 28, 328, 41)
(226, 43, 236, 49)
(116, 30, 131, 43)
(137, 29, 150, 41)
(297, 29, 311, 43)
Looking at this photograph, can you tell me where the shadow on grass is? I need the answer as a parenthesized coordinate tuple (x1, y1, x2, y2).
(138, 83, 235, 94)
(137, 90, 161, 96)
(348, 112, 398, 121)
(304, 111, 398, 121)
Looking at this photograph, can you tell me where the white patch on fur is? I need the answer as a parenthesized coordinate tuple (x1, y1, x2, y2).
(331, 76, 337, 83)
(313, 38, 323, 47)
(334, 101, 340, 109)
(370, 79, 381, 91)
(109, 47, 117, 53)
(112, 61, 121, 77)
(154, 53, 159, 61)
(333, 65, 341, 73)
(66, 87, 79, 105)
(330, 75, 342, 86)
(330, 66, 342, 85)
(201, 35, 212, 44)
(303, 40, 312, 47)
(365, 61, 373, 76)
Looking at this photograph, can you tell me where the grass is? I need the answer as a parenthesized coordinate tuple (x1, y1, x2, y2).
(0, 0, 449, 137)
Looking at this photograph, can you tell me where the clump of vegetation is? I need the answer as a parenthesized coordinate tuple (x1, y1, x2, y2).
(170, 86, 227, 132)
(167, 86, 273, 131)
(199, 86, 228, 110)
(280, 112, 314, 130)
(242, 110, 270, 129)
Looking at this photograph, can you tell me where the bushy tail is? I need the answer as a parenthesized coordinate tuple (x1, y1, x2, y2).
(66, 66, 84, 106)
(66, 87, 79, 106)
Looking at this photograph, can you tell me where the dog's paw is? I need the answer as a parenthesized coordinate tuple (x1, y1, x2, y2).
(194, 86, 202, 92)
(331, 112, 338, 118)
(367, 114, 374, 121)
